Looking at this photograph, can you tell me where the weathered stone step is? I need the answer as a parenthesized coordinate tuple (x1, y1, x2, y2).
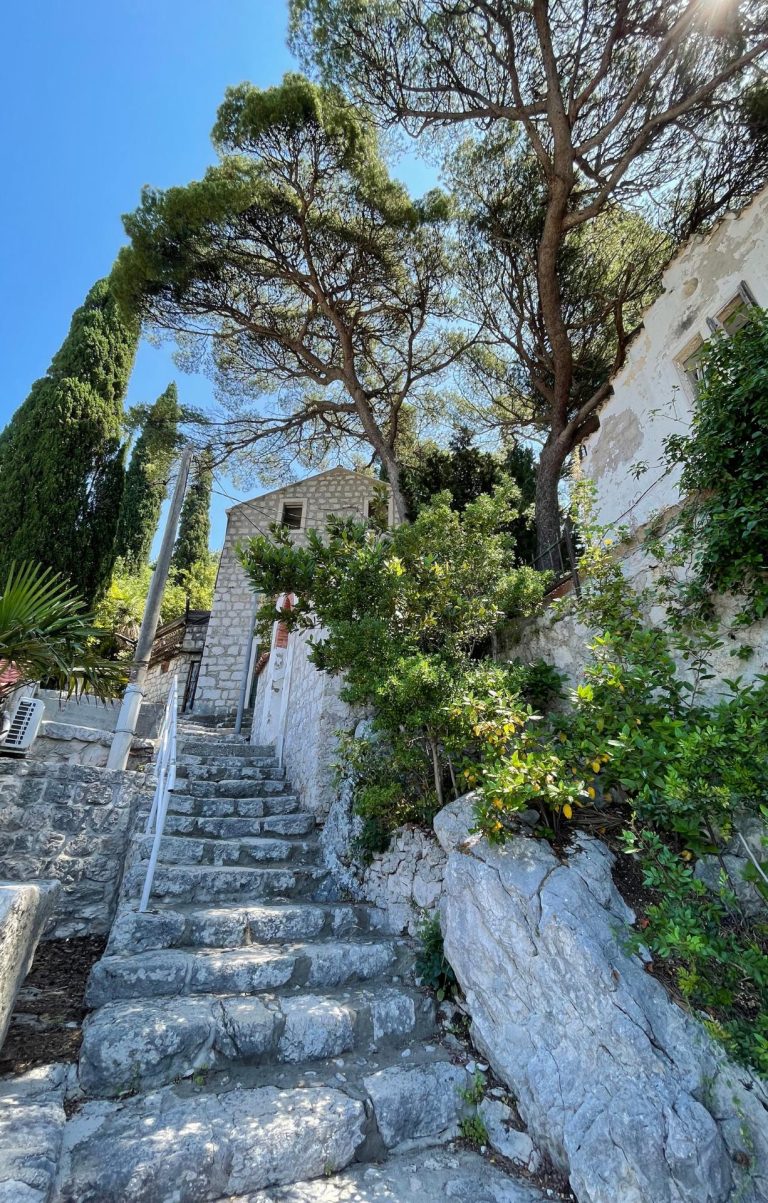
(107, 901, 390, 955)
(174, 777, 290, 799)
(79, 984, 435, 1097)
(175, 760, 285, 781)
(55, 1082, 366, 1202)
(86, 937, 407, 1005)
(121, 861, 328, 905)
(163, 811, 315, 839)
(166, 792, 301, 818)
(179, 740, 275, 758)
(57, 1061, 475, 1201)
(133, 832, 320, 868)
(246, 1147, 548, 1203)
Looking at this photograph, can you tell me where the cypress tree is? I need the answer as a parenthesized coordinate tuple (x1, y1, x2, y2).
(0, 278, 138, 604)
(114, 383, 181, 570)
(171, 450, 213, 578)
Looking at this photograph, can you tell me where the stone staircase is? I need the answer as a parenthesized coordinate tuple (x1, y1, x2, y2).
(52, 724, 546, 1202)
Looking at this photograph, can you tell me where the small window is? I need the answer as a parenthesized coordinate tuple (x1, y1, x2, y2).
(716, 295, 754, 337)
(681, 340, 707, 395)
(280, 503, 303, 530)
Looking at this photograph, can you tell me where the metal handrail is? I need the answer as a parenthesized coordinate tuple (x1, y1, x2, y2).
(139, 675, 178, 913)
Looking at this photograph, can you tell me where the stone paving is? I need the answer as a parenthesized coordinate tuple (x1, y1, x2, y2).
(0, 720, 548, 1202)
(34, 721, 544, 1201)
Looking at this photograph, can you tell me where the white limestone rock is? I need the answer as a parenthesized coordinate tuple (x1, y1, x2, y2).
(437, 803, 768, 1203)
(0, 1064, 67, 1203)
(363, 1062, 471, 1149)
(478, 1099, 541, 1172)
(0, 879, 60, 1050)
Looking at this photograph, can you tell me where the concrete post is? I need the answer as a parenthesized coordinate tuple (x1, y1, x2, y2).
(107, 446, 194, 771)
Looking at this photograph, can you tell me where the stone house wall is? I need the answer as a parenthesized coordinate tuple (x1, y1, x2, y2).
(580, 187, 768, 534)
(195, 469, 390, 716)
(507, 534, 768, 702)
(0, 761, 147, 937)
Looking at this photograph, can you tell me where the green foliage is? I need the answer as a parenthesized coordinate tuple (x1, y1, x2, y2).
(662, 312, 768, 624)
(96, 553, 219, 655)
(172, 450, 213, 577)
(459, 1113, 489, 1148)
(463, 483, 768, 1071)
(239, 487, 543, 836)
(112, 74, 463, 514)
(0, 562, 126, 704)
(0, 279, 139, 604)
(415, 912, 456, 1001)
(116, 383, 181, 571)
(400, 427, 538, 560)
(622, 829, 768, 1076)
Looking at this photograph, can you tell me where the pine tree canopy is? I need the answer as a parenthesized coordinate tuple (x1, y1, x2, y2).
(171, 449, 213, 578)
(115, 382, 181, 570)
(0, 278, 139, 604)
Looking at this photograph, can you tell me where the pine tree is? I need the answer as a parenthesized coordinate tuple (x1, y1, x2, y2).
(171, 450, 213, 578)
(0, 278, 138, 604)
(115, 383, 181, 571)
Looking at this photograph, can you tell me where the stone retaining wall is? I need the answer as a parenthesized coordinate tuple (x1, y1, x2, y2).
(0, 762, 148, 937)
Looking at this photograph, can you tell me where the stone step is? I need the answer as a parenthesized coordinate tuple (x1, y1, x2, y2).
(79, 984, 435, 1097)
(57, 1061, 474, 1201)
(245, 1148, 549, 1203)
(56, 1082, 367, 1202)
(166, 793, 302, 818)
(174, 777, 290, 798)
(107, 901, 390, 955)
(85, 937, 408, 1005)
(133, 832, 320, 868)
(175, 760, 285, 781)
(121, 861, 328, 905)
(162, 811, 315, 839)
(179, 740, 275, 758)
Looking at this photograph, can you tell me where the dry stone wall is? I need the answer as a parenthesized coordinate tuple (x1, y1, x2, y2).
(0, 761, 147, 937)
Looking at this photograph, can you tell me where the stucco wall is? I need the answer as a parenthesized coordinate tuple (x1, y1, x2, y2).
(267, 626, 358, 819)
(581, 189, 768, 532)
(195, 469, 390, 716)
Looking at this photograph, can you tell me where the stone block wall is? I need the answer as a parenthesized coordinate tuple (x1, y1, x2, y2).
(195, 469, 390, 716)
(507, 532, 768, 704)
(0, 762, 148, 937)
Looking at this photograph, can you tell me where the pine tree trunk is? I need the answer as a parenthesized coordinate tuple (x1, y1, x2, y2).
(534, 441, 566, 570)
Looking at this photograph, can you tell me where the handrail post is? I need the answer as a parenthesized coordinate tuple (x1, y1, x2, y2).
(139, 676, 178, 913)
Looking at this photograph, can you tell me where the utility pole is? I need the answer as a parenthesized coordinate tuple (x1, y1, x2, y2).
(107, 446, 194, 771)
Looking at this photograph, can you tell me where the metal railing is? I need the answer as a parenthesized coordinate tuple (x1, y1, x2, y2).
(139, 675, 178, 913)
(532, 519, 581, 596)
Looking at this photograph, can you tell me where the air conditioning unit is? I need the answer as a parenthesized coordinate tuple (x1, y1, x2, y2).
(1, 698, 45, 755)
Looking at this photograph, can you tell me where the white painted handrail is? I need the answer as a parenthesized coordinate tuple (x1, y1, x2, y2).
(139, 676, 178, 913)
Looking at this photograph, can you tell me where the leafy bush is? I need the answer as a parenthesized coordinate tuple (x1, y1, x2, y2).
(415, 912, 456, 1001)
(662, 311, 768, 623)
(622, 828, 768, 1075)
(240, 486, 543, 836)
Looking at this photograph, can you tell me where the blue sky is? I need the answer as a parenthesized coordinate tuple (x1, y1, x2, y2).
(0, 1, 433, 549)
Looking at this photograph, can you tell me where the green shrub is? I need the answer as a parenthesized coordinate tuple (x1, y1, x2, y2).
(415, 912, 456, 1001)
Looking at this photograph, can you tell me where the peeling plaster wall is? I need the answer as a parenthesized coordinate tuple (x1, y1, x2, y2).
(581, 189, 768, 533)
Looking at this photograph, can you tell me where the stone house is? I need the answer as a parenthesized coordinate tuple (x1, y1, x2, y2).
(143, 607, 210, 712)
(194, 468, 392, 811)
(580, 185, 768, 533)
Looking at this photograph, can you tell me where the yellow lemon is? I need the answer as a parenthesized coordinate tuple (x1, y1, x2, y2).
(562, 803, 573, 819)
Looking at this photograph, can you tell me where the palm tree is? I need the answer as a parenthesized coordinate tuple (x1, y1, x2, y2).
(0, 562, 126, 712)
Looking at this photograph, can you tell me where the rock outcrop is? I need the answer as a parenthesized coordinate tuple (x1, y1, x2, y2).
(435, 796, 768, 1203)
